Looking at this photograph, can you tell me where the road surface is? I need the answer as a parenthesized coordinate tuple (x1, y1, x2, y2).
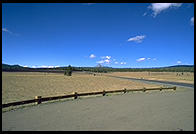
(108, 75, 194, 88)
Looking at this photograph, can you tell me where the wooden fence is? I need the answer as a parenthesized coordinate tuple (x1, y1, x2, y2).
(2, 86, 176, 108)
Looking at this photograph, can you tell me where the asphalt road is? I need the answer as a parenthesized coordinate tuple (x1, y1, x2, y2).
(2, 84, 194, 131)
(108, 75, 194, 88)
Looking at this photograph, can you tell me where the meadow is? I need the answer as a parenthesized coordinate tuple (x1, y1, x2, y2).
(2, 72, 156, 104)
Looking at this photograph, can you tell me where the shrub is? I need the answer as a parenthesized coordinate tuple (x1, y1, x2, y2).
(64, 65, 73, 76)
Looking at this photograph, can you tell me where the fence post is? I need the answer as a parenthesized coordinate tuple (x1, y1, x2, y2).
(173, 86, 176, 90)
(143, 87, 146, 92)
(124, 88, 127, 93)
(74, 92, 78, 99)
(35, 96, 42, 104)
(103, 90, 106, 96)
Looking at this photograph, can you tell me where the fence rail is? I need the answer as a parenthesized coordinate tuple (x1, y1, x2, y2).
(2, 86, 176, 108)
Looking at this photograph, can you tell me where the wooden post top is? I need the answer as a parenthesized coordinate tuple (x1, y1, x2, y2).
(35, 96, 42, 99)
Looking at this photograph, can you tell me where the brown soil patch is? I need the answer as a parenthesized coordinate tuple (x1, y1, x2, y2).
(2, 72, 156, 104)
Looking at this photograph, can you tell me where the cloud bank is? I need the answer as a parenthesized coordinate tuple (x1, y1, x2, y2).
(30, 65, 60, 68)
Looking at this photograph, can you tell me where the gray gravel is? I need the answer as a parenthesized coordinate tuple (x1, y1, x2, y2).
(2, 86, 194, 131)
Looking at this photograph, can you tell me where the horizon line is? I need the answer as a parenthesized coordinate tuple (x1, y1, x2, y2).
(2, 63, 194, 69)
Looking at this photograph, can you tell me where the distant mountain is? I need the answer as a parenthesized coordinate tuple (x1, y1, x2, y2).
(2, 63, 66, 73)
(2, 64, 30, 71)
(151, 65, 194, 72)
(3, 63, 24, 69)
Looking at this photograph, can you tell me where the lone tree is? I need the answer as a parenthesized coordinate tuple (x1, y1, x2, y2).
(64, 65, 73, 76)
(95, 63, 107, 73)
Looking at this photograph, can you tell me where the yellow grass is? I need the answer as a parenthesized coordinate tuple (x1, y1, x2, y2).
(2, 72, 156, 104)
(106, 72, 194, 84)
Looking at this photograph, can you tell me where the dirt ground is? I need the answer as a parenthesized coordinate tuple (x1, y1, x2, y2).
(106, 72, 194, 84)
(2, 72, 156, 104)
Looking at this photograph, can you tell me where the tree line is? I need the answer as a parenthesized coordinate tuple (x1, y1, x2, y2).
(2, 64, 194, 73)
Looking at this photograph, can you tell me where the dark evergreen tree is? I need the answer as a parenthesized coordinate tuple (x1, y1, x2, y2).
(64, 65, 73, 76)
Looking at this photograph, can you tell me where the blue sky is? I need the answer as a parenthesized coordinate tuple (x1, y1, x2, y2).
(2, 3, 194, 68)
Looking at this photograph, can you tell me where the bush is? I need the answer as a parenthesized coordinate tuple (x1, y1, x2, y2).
(64, 65, 73, 76)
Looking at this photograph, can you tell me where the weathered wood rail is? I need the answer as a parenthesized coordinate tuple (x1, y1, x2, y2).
(2, 86, 176, 108)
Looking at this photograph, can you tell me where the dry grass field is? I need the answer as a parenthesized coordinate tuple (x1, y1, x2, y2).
(106, 72, 194, 84)
(2, 72, 157, 104)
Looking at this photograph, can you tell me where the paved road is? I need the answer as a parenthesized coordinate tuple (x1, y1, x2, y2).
(2, 85, 194, 131)
(108, 75, 194, 88)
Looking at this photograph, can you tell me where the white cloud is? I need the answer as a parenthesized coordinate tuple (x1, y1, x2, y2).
(120, 62, 126, 65)
(136, 57, 156, 62)
(101, 56, 111, 59)
(128, 35, 146, 43)
(49, 66, 55, 68)
(137, 58, 146, 62)
(177, 61, 182, 64)
(96, 60, 104, 64)
(2, 28, 20, 36)
(152, 58, 157, 61)
(40, 65, 48, 68)
(104, 59, 110, 63)
(149, 3, 182, 17)
(190, 17, 194, 25)
(143, 12, 147, 16)
(89, 54, 96, 58)
(30, 65, 60, 68)
(105, 56, 111, 59)
(2, 28, 8, 32)
(2, 28, 13, 34)
(46, 65, 60, 68)
(97, 56, 112, 64)
(97, 56, 125, 65)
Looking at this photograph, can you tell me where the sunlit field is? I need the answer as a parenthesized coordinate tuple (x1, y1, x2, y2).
(106, 72, 194, 84)
(2, 72, 157, 104)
